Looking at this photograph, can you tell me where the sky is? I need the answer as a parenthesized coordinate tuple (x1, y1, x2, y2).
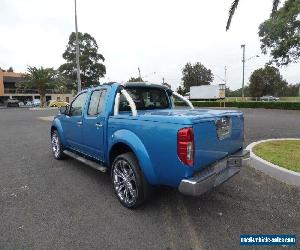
(0, 0, 299, 90)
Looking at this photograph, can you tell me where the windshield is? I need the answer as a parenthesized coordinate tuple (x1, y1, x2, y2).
(120, 87, 170, 111)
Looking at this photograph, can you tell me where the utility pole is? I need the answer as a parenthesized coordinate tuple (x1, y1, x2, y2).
(75, 0, 81, 92)
(162, 77, 165, 84)
(138, 67, 141, 80)
(224, 66, 227, 87)
(241, 44, 246, 99)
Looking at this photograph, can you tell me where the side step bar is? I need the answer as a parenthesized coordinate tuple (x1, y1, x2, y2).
(63, 150, 107, 173)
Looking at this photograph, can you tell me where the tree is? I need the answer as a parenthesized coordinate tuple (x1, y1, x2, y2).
(176, 86, 185, 95)
(7, 67, 14, 72)
(59, 32, 106, 90)
(17, 66, 65, 107)
(248, 66, 288, 97)
(128, 77, 143, 82)
(226, 87, 250, 97)
(283, 83, 300, 96)
(180, 62, 214, 93)
(226, 0, 281, 31)
(259, 0, 300, 66)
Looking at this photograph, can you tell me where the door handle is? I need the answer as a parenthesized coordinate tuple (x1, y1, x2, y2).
(95, 123, 103, 128)
(77, 121, 82, 126)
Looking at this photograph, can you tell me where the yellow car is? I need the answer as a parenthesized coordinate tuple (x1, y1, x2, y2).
(49, 100, 69, 107)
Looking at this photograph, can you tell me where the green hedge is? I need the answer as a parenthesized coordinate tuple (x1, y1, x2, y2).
(175, 101, 300, 110)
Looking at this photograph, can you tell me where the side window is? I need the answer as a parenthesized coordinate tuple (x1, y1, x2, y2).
(69, 92, 87, 116)
(88, 89, 107, 116)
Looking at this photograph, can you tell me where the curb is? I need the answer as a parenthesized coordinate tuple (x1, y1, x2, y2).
(246, 138, 300, 187)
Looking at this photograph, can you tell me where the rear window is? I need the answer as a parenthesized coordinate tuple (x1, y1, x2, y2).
(120, 87, 169, 111)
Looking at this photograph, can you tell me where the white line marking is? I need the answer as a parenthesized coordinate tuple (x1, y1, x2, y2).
(37, 116, 54, 121)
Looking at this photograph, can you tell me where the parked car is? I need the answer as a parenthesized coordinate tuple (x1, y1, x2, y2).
(51, 82, 249, 208)
(25, 101, 33, 106)
(260, 96, 280, 101)
(32, 99, 41, 107)
(49, 100, 69, 107)
(6, 98, 20, 107)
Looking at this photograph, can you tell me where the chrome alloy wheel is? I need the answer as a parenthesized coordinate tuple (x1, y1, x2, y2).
(113, 159, 138, 206)
(51, 132, 60, 158)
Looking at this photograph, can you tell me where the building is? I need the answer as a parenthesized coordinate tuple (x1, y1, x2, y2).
(0, 71, 73, 104)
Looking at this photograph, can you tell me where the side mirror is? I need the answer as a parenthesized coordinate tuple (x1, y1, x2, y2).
(59, 105, 69, 115)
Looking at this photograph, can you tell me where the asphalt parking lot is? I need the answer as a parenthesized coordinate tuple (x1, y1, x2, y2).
(0, 108, 299, 249)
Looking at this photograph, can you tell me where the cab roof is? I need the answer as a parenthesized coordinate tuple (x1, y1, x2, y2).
(84, 82, 171, 93)
(123, 82, 170, 90)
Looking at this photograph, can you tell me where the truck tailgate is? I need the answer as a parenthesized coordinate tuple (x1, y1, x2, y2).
(192, 113, 244, 172)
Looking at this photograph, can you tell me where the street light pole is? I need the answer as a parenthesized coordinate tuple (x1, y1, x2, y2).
(138, 67, 141, 80)
(241, 44, 246, 99)
(75, 0, 81, 92)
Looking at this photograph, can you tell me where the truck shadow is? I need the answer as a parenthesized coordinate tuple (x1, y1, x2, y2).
(60, 157, 300, 250)
(147, 167, 300, 249)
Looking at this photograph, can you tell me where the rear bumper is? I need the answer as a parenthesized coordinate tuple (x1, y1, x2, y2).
(178, 149, 250, 196)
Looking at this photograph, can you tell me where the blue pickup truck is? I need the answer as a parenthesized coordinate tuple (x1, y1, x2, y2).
(51, 82, 249, 208)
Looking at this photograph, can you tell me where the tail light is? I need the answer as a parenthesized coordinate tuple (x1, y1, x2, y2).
(177, 127, 194, 166)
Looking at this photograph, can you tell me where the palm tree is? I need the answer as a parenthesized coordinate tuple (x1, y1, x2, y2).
(18, 66, 65, 107)
(226, 0, 281, 31)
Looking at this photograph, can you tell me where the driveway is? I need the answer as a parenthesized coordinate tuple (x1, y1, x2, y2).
(0, 108, 299, 249)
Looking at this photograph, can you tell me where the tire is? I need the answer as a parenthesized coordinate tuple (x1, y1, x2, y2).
(111, 152, 151, 208)
(51, 130, 65, 160)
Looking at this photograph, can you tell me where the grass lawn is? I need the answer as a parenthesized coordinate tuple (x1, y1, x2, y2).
(253, 140, 300, 173)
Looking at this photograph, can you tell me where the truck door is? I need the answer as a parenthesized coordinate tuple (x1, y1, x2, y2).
(82, 88, 107, 161)
(63, 91, 88, 151)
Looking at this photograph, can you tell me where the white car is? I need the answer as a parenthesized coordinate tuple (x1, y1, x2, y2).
(32, 99, 41, 107)
(260, 96, 280, 102)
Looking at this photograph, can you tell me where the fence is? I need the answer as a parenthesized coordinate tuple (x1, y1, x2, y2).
(4, 88, 72, 94)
